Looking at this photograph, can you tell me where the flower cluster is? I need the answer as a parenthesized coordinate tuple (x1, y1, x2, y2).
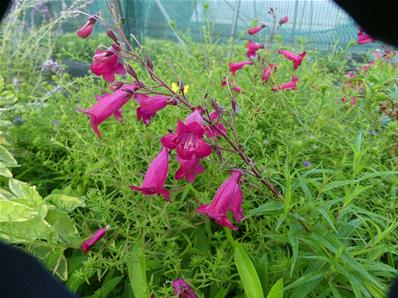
(223, 13, 306, 94)
(74, 10, 299, 296)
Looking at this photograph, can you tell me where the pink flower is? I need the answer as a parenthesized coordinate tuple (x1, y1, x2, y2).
(278, 49, 307, 70)
(232, 85, 241, 93)
(161, 120, 212, 160)
(130, 147, 170, 201)
(272, 76, 299, 91)
(248, 24, 266, 35)
(185, 108, 204, 126)
(279, 16, 288, 25)
(91, 44, 126, 82)
(357, 29, 375, 45)
(175, 156, 204, 183)
(197, 169, 244, 230)
(136, 95, 173, 126)
(79, 84, 139, 139)
(81, 227, 107, 252)
(262, 63, 277, 83)
(245, 40, 264, 58)
(77, 15, 97, 38)
(349, 96, 357, 106)
(361, 61, 375, 72)
(172, 278, 197, 298)
(346, 71, 357, 79)
(221, 77, 241, 92)
(229, 60, 254, 76)
(205, 111, 227, 138)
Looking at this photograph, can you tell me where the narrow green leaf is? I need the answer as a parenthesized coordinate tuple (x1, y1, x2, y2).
(267, 278, 283, 298)
(234, 242, 264, 298)
(128, 243, 150, 298)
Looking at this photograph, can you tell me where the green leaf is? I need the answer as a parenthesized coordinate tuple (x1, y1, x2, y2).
(0, 162, 12, 177)
(45, 210, 80, 246)
(95, 276, 124, 298)
(234, 242, 264, 298)
(0, 200, 40, 222)
(8, 179, 42, 205)
(128, 243, 150, 298)
(0, 145, 17, 166)
(267, 278, 283, 298)
(245, 201, 284, 218)
(44, 194, 84, 212)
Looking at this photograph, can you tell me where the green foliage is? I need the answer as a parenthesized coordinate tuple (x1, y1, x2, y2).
(2, 24, 398, 298)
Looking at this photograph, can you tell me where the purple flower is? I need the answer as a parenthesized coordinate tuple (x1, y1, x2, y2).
(136, 95, 173, 126)
(77, 15, 97, 38)
(91, 44, 126, 82)
(79, 84, 139, 139)
(175, 156, 204, 183)
(229, 60, 254, 76)
(161, 120, 212, 160)
(172, 278, 197, 298)
(130, 147, 170, 201)
(197, 169, 244, 230)
(303, 160, 311, 167)
(81, 227, 107, 253)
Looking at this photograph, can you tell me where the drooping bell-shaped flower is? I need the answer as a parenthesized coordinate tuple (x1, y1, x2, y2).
(271, 76, 299, 92)
(248, 24, 266, 35)
(185, 108, 204, 126)
(91, 44, 126, 82)
(279, 16, 288, 25)
(229, 60, 254, 76)
(197, 169, 244, 230)
(278, 49, 307, 70)
(81, 227, 107, 252)
(79, 84, 139, 139)
(172, 278, 197, 298)
(262, 63, 277, 83)
(136, 95, 172, 126)
(245, 40, 264, 58)
(175, 156, 204, 183)
(130, 147, 170, 201)
(205, 111, 227, 138)
(77, 15, 97, 38)
(161, 120, 212, 160)
(357, 29, 375, 45)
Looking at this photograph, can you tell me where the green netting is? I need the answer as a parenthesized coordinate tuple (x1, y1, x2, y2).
(32, 0, 380, 51)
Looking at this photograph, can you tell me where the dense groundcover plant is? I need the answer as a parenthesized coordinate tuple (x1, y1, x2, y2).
(6, 1, 398, 297)
(59, 4, 398, 297)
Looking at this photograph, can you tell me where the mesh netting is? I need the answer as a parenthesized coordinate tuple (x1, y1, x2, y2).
(35, 0, 379, 51)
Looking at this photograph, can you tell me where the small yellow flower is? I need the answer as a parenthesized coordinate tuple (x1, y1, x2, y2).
(171, 82, 189, 94)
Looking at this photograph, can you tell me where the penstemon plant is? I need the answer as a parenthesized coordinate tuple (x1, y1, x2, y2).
(75, 2, 311, 285)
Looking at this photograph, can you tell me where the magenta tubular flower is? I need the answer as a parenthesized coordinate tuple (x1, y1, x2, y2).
(130, 147, 170, 201)
(262, 63, 277, 83)
(248, 24, 266, 35)
(205, 111, 227, 138)
(91, 44, 126, 82)
(349, 96, 357, 106)
(172, 278, 197, 298)
(271, 76, 299, 92)
(197, 170, 244, 230)
(81, 227, 107, 253)
(185, 108, 204, 126)
(136, 95, 171, 126)
(175, 156, 204, 183)
(346, 71, 357, 79)
(279, 16, 288, 25)
(278, 49, 307, 70)
(79, 84, 139, 139)
(357, 29, 375, 45)
(245, 40, 264, 58)
(77, 15, 97, 38)
(161, 120, 212, 160)
(229, 60, 254, 75)
(232, 85, 241, 93)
